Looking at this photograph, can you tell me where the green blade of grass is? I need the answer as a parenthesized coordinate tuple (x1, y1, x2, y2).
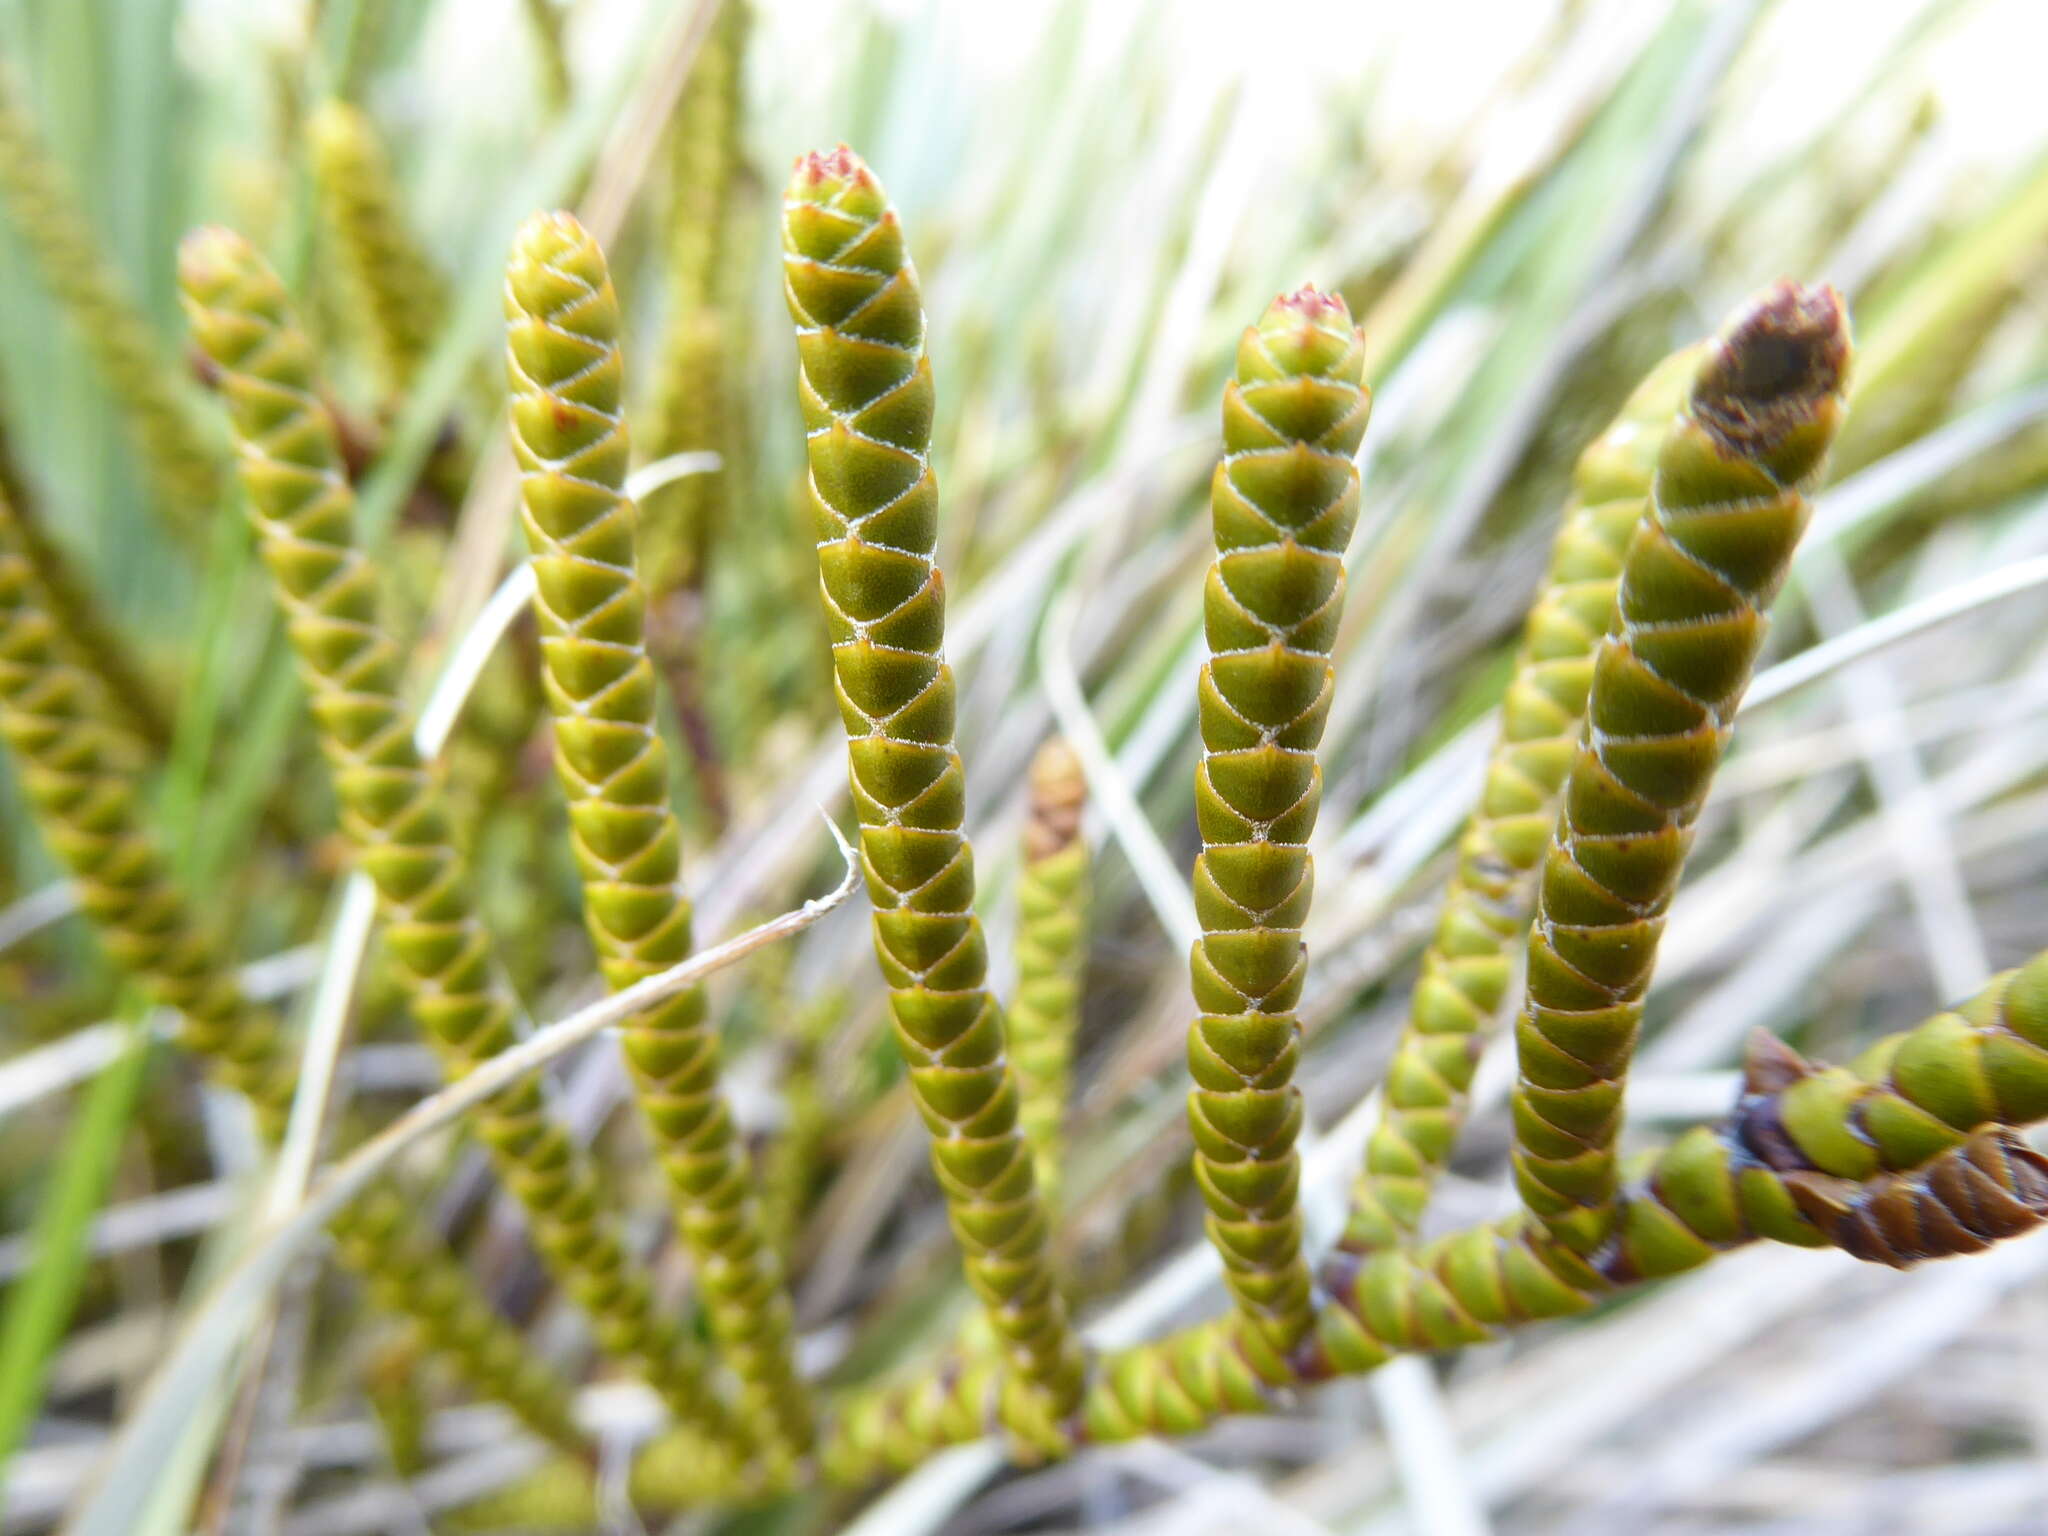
(0, 1001, 152, 1479)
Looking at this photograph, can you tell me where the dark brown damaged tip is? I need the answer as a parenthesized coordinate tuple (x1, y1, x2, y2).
(1985, 1131, 2048, 1215)
(1691, 281, 1850, 457)
(1739, 1027, 1814, 1097)
(1023, 739, 1086, 860)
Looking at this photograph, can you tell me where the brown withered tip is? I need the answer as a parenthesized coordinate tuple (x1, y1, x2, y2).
(1739, 1027, 1813, 1097)
(1692, 280, 1849, 456)
(1024, 738, 1086, 861)
(1997, 1132, 2048, 1213)
(1792, 1129, 2048, 1270)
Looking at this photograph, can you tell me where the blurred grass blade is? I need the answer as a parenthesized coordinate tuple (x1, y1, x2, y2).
(0, 1006, 152, 1477)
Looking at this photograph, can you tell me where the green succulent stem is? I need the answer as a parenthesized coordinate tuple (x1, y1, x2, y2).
(0, 72, 222, 536)
(640, 0, 750, 828)
(0, 484, 581, 1450)
(662, 0, 746, 316)
(1187, 285, 1370, 1354)
(781, 146, 1084, 1450)
(178, 225, 735, 1448)
(1010, 739, 1088, 1205)
(505, 208, 811, 1466)
(1339, 344, 1700, 1255)
(1509, 282, 1852, 1254)
(762, 989, 842, 1259)
(363, 1327, 433, 1478)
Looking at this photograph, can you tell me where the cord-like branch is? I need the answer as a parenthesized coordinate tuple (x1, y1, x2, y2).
(781, 146, 1083, 1453)
(642, 0, 745, 565)
(1011, 739, 1088, 1205)
(506, 208, 810, 1469)
(640, 0, 750, 826)
(309, 101, 450, 399)
(0, 499, 291, 1126)
(1187, 285, 1370, 1354)
(1510, 283, 1851, 1254)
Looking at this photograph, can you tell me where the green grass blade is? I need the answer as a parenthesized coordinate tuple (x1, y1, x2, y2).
(0, 1002, 151, 1477)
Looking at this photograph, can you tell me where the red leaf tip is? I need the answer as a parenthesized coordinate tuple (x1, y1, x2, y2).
(795, 145, 872, 188)
(1272, 283, 1349, 323)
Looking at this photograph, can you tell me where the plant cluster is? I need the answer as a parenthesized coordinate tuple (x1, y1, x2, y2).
(2, 3, 2047, 1531)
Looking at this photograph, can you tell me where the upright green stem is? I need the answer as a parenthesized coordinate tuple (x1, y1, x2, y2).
(178, 226, 734, 1449)
(1510, 283, 1851, 1254)
(1187, 286, 1369, 1357)
(1010, 739, 1088, 1205)
(363, 1328, 432, 1477)
(0, 413, 171, 752)
(762, 989, 842, 1260)
(659, 0, 745, 315)
(781, 147, 1083, 1450)
(1340, 345, 1698, 1254)
(641, 0, 750, 827)
(505, 209, 810, 1467)
(0, 72, 222, 535)
(308, 100, 449, 400)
